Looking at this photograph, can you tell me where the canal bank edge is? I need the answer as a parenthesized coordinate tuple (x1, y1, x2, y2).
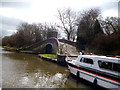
(38, 54, 68, 67)
(2, 46, 43, 54)
(2, 46, 74, 67)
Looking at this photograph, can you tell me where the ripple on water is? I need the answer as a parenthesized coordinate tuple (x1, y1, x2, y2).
(19, 72, 67, 88)
(36, 73, 67, 88)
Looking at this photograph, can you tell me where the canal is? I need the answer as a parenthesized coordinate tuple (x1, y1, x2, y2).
(1, 46, 94, 89)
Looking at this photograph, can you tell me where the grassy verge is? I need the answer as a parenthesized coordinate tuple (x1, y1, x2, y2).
(39, 54, 57, 59)
(2, 46, 41, 54)
(2, 46, 20, 51)
(20, 50, 41, 54)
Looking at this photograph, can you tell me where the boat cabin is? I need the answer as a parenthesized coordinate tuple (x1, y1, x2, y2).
(75, 55, 120, 75)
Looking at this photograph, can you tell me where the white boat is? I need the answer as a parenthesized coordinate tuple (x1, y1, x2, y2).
(67, 55, 120, 89)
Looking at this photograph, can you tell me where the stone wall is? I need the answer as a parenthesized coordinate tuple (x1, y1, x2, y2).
(59, 39, 77, 47)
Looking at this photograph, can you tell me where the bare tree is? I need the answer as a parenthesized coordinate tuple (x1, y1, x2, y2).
(77, 8, 100, 43)
(100, 17, 120, 35)
(38, 23, 58, 39)
(57, 8, 77, 40)
(77, 8, 101, 50)
(2, 22, 59, 47)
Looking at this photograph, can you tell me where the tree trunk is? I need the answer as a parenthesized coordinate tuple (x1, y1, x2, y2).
(67, 33, 70, 40)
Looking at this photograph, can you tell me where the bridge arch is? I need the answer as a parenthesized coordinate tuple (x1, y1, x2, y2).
(45, 43, 53, 54)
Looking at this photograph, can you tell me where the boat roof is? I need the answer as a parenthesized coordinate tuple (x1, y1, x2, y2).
(78, 55, 120, 62)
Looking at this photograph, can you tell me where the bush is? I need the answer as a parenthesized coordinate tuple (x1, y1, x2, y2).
(89, 32, 120, 55)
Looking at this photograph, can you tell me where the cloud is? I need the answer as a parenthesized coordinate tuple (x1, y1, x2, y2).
(100, 1, 118, 17)
(1, 2, 31, 9)
(0, 16, 24, 37)
(118, 1, 120, 18)
(1, 24, 16, 38)
(0, 0, 119, 38)
(0, 1, 30, 38)
(2, 16, 24, 27)
(101, 2, 118, 11)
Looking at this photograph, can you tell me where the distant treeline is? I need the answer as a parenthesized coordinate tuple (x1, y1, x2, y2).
(2, 8, 120, 55)
(2, 23, 57, 48)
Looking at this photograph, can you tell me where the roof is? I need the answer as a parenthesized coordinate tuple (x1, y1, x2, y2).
(78, 55, 120, 62)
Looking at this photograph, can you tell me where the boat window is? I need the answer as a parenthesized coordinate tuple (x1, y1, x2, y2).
(80, 57, 84, 62)
(113, 63, 120, 73)
(98, 61, 112, 70)
(82, 58, 93, 64)
(98, 60, 120, 72)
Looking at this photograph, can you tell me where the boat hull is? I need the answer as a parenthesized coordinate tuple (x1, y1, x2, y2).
(68, 62, 120, 89)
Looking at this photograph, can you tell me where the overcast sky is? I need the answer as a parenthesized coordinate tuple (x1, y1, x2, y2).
(0, 0, 119, 38)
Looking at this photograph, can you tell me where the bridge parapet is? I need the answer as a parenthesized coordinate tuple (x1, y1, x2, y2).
(58, 39, 77, 47)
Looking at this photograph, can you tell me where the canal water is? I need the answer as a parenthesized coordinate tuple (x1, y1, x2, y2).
(1, 46, 94, 89)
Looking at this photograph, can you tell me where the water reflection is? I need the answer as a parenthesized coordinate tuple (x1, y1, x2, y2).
(2, 47, 93, 89)
(0, 69, 1, 87)
(0, 47, 2, 88)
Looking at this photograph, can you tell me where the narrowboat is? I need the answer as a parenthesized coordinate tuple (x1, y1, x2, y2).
(67, 55, 120, 89)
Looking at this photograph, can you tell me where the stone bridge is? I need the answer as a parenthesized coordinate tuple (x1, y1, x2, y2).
(22, 38, 79, 55)
(22, 38, 59, 54)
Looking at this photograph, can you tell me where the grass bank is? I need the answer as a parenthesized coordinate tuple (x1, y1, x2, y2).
(39, 54, 57, 60)
(2, 46, 22, 51)
(2, 46, 42, 54)
(20, 50, 42, 54)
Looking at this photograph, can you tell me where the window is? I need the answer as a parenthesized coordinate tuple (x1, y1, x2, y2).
(98, 60, 112, 70)
(80, 57, 84, 62)
(98, 60, 120, 73)
(80, 57, 93, 64)
(113, 63, 120, 73)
